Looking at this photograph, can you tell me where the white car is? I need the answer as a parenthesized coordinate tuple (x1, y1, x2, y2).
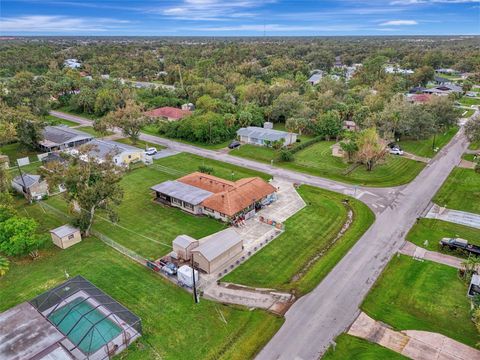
(389, 148, 404, 155)
(145, 147, 157, 156)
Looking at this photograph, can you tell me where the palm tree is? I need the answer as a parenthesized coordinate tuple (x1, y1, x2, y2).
(0, 255, 9, 277)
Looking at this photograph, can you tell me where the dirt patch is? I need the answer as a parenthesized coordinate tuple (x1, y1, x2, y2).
(290, 203, 354, 283)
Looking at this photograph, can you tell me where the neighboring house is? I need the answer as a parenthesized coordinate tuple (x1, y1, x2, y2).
(191, 228, 243, 274)
(39, 126, 93, 152)
(343, 120, 358, 131)
(406, 93, 433, 104)
(423, 83, 463, 95)
(145, 106, 192, 121)
(50, 225, 82, 249)
(173, 234, 199, 261)
(63, 58, 81, 69)
(11, 174, 49, 200)
(434, 76, 450, 85)
(236, 126, 297, 147)
(385, 66, 414, 75)
(151, 172, 277, 222)
(307, 72, 323, 85)
(435, 68, 458, 75)
(83, 139, 146, 166)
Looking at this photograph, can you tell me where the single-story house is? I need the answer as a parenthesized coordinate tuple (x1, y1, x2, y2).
(151, 172, 277, 222)
(191, 228, 243, 274)
(145, 106, 192, 121)
(384, 66, 414, 75)
(64, 58, 81, 69)
(173, 234, 199, 261)
(307, 72, 323, 85)
(39, 126, 93, 152)
(236, 126, 297, 147)
(11, 174, 49, 200)
(84, 139, 146, 166)
(434, 76, 450, 85)
(435, 68, 458, 75)
(343, 120, 358, 131)
(406, 93, 433, 103)
(50, 224, 82, 249)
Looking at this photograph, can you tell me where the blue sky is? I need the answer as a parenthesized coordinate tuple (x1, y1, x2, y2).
(1, 0, 479, 36)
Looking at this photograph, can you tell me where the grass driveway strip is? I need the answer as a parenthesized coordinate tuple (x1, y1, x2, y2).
(224, 185, 374, 295)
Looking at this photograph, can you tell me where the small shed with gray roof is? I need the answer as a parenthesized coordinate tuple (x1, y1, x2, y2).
(50, 224, 82, 249)
(191, 228, 243, 274)
(237, 126, 297, 147)
(172, 234, 199, 261)
(39, 126, 93, 152)
(151, 180, 213, 215)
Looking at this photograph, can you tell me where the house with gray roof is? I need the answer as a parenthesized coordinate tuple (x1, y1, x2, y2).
(191, 228, 243, 274)
(39, 125, 93, 152)
(172, 235, 199, 261)
(84, 139, 146, 166)
(307, 72, 323, 85)
(11, 174, 49, 200)
(237, 126, 297, 147)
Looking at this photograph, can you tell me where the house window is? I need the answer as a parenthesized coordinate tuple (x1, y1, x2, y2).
(184, 202, 194, 211)
(68, 234, 75, 240)
(172, 198, 182, 205)
(204, 207, 213, 213)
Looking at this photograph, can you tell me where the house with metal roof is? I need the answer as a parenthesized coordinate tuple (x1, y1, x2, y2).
(84, 139, 146, 166)
(191, 228, 243, 274)
(11, 174, 49, 200)
(172, 235, 199, 261)
(307, 71, 323, 85)
(50, 225, 82, 249)
(39, 126, 93, 152)
(236, 126, 297, 147)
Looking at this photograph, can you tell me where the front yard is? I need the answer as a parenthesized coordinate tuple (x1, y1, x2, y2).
(224, 185, 374, 295)
(398, 126, 458, 158)
(361, 255, 478, 347)
(232, 141, 425, 187)
(434, 167, 480, 214)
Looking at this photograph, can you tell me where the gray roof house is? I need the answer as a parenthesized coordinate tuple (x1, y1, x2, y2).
(237, 126, 297, 147)
(307, 72, 323, 85)
(11, 174, 49, 200)
(84, 139, 146, 166)
(39, 126, 93, 152)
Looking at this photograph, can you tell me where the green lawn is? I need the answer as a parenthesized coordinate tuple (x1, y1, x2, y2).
(462, 153, 477, 162)
(469, 141, 480, 150)
(42, 153, 271, 259)
(57, 105, 98, 120)
(115, 137, 166, 150)
(323, 334, 407, 360)
(142, 124, 231, 150)
(459, 97, 480, 106)
(462, 109, 475, 118)
(43, 114, 78, 127)
(406, 218, 480, 256)
(233, 142, 425, 187)
(0, 142, 40, 164)
(0, 236, 282, 360)
(362, 255, 479, 347)
(434, 167, 480, 214)
(398, 127, 458, 158)
(76, 126, 113, 138)
(224, 185, 374, 295)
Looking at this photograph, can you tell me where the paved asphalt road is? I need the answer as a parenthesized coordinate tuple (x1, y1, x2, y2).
(50, 110, 471, 359)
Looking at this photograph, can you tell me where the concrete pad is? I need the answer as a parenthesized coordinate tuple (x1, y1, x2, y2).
(152, 149, 180, 159)
(426, 204, 480, 229)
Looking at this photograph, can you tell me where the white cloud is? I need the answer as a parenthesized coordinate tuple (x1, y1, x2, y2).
(379, 20, 418, 25)
(187, 23, 361, 32)
(390, 0, 478, 4)
(0, 15, 130, 32)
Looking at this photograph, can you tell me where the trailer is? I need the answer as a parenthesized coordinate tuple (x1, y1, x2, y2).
(439, 238, 480, 256)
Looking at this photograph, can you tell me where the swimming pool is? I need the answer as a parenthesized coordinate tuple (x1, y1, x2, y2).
(48, 297, 122, 354)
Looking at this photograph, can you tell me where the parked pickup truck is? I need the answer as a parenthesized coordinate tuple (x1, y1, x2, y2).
(439, 238, 480, 256)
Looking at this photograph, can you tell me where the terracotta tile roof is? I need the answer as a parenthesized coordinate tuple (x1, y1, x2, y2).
(410, 94, 432, 103)
(178, 172, 276, 217)
(144, 106, 192, 120)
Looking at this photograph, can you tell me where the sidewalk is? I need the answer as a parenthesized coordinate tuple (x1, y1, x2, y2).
(348, 312, 480, 360)
(403, 152, 430, 164)
(399, 241, 463, 269)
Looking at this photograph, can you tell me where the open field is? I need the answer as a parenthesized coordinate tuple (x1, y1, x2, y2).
(361, 255, 478, 347)
(434, 167, 480, 214)
(406, 218, 480, 256)
(42, 153, 270, 259)
(398, 127, 458, 158)
(232, 141, 425, 187)
(323, 334, 407, 360)
(224, 185, 374, 295)
(0, 235, 282, 360)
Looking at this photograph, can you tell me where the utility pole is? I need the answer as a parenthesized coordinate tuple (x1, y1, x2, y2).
(191, 254, 199, 304)
(16, 161, 31, 203)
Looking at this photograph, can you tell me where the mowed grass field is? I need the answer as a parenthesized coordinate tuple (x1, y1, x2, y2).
(0, 235, 282, 360)
(434, 167, 480, 214)
(323, 334, 407, 360)
(398, 127, 458, 158)
(115, 137, 166, 150)
(406, 218, 480, 257)
(361, 255, 478, 347)
(76, 125, 114, 138)
(43, 114, 79, 127)
(43, 153, 271, 259)
(224, 185, 375, 295)
(232, 141, 425, 187)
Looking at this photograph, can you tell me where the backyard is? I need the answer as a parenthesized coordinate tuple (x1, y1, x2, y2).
(361, 255, 478, 347)
(38, 152, 271, 259)
(406, 218, 480, 256)
(323, 334, 407, 360)
(232, 141, 425, 187)
(0, 236, 282, 360)
(224, 185, 375, 295)
(434, 167, 480, 214)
